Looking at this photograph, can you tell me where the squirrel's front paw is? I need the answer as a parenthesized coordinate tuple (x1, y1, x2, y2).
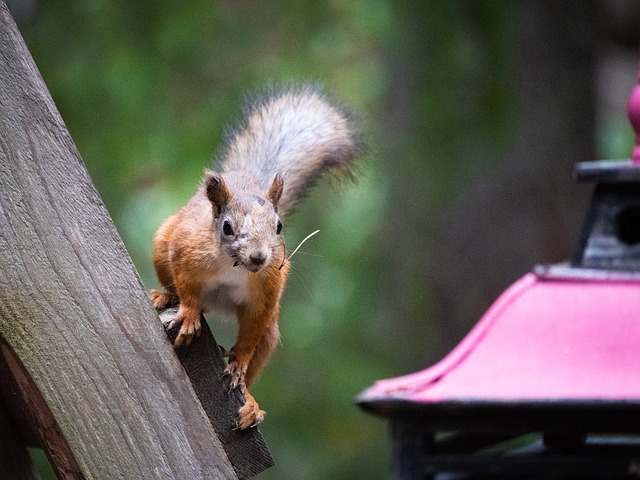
(235, 391, 265, 430)
(169, 309, 201, 347)
(149, 289, 178, 310)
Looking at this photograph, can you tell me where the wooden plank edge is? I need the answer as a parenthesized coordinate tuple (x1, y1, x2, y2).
(159, 308, 275, 479)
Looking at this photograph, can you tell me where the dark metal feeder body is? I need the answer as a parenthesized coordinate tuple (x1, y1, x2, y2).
(574, 161, 640, 270)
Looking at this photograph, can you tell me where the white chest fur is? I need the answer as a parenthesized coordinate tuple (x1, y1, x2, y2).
(200, 266, 251, 314)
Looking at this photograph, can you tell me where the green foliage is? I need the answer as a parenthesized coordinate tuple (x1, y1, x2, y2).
(12, 1, 634, 479)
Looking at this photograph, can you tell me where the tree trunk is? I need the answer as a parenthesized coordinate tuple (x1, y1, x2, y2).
(380, 1, 597, 365)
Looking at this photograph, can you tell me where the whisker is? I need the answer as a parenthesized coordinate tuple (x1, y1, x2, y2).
(278, 235, 287, 270)
(284, 250, 323, 259)
(286, 263, 315, 301)
(285, 230, 319, 265)
(289, 230, 320, 258)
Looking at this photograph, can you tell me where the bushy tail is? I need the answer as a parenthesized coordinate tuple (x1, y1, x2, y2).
(217, 84, 364, 217)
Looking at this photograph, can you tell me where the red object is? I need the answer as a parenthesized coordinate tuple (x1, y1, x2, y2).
(629, 66, 640, 165)
(359, 270, 640, 405)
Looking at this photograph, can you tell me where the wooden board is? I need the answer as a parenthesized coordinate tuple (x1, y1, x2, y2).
(0, 2, 270, 478)
(161, 308, 275, 479)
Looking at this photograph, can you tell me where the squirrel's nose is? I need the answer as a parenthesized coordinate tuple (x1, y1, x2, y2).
(249, 251, 267, 266)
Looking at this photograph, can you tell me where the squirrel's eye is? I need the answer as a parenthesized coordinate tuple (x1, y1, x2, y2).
(222, 220, 234, 236)
(276, 220, 283, 235)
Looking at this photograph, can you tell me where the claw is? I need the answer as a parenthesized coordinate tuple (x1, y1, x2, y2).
(233, 411, 264, 430)
(250, 419, 262, 429)
(231, 380, 245, 394)
(167, 318, 179, 330)
(232, 416, 262, 431)
(219, 370, 236, 394)
(174, 332, 189, 348)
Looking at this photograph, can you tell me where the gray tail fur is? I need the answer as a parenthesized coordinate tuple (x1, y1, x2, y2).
(216, 84, 364, 217)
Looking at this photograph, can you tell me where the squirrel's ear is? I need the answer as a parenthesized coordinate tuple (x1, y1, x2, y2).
(268, 174, 284, 209)
(205, 172, 232, 215)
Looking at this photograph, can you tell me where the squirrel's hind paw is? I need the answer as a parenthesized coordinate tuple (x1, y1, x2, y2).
(234, 392, 265, 430)
(224, 359, 247, 390)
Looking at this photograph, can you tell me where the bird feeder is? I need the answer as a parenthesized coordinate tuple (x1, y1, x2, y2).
(358, 66, 640, 479)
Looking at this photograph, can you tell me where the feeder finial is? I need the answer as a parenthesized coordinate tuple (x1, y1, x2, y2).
(628, 63, 640, 165)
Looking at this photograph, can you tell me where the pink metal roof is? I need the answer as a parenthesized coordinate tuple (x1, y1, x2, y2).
(360, 270, 640, 405)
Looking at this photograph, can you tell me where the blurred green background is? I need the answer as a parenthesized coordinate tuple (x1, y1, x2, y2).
(7, 0, 639, 478)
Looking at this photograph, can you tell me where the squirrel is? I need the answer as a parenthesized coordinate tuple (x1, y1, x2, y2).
(149, 84, 364, 430)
